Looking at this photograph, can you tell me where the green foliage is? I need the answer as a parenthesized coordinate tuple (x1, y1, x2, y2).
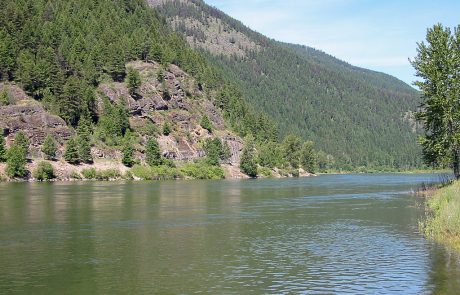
(76, 115, 93, 163)
(181, 160, 225, 179)
(14, 131, 29, 156)
(200, 115, 213, 132)
(70, 170, 82, 180)
(145, 137, 162, 167)
(64, 137, 80, 164)
(6, 145, 27, 178)
(421, 181, 460, 250)
(126, 67, 141, 96)
(97, 97, 129, 146)
(41, 134, 57, 160)
(131, 164, 182, 180)
(0, 90, 10, 106)
(203, 138, 230, 166)
(33, 161, 55, 181)
(122, 138, 135, 168)
(162, 121, 172, 136)
(282, 134, 302, 169)
(0, 136, 6, 162)
(159, 1, 422, 169)
(81, 168, 97, 179)
(1, 0, 222, 130)
(240, 137, 258, 178)
(257, 141, 282, 168)
(300, 141, 317, 173)
(411, 24, 460, 178)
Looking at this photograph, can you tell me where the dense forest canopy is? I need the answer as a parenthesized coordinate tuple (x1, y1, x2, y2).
(0, 0, 276, 143)
(156, 0, 424, 170)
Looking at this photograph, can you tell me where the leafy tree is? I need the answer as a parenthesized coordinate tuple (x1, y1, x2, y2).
(126, 67, 141, 96)
(14, 131, 29, 157)
(200, 115, 213, 132)
(258, 141, 281, 168)
(300, 141, 317, 173)
(42, 134, 57, 160)
(6, 144, 27, 178)
(411, 24, 460, 178)
(240, 137, 257, 177)
(33, 161, 55, 181)
(282, 134, 301, 169)
(64, 137, 80, 164)
(146, 137, 162, 167)
(0, 136, 7, 162)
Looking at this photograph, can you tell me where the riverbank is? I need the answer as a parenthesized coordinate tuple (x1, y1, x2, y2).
(420, 180, 460, 251)
(0, 159, 314, 182)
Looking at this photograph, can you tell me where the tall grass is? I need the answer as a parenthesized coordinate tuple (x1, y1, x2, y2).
(420, 180, 460, 250)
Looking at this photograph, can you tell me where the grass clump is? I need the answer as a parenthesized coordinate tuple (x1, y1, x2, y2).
(81, 168, 122, 180)
(421, 180, 460, 251)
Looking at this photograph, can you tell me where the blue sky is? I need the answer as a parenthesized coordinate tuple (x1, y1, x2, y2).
(205, 0, 460, 86)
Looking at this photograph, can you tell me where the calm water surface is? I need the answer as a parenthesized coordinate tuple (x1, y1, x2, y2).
(1, 174, 460, 294)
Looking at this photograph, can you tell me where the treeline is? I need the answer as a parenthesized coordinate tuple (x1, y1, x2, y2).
(157, 0, 423, 170)
(0, 0, 278, 163)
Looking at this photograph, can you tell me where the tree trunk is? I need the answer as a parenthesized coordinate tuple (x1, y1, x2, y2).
(454, 150, 460, 180)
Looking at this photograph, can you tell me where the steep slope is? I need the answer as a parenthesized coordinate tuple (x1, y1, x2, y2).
(153, 0, 422, 169)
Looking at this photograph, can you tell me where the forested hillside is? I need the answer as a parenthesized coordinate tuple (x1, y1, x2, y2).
(153, 0, 423, 169)
(1, 0, 321, 181)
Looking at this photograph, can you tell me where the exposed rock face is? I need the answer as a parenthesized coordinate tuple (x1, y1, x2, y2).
(0, 84, 72, 156)
(97, 60, 244, 164)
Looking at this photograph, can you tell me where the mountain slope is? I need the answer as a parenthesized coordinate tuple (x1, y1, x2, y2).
(153, 0, 422, 169)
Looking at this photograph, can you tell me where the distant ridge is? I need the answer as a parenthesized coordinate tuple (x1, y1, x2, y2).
(153, 0, 422, 169)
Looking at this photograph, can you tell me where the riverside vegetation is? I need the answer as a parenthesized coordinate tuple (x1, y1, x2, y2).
(413, 24, 460, 251)
(0, 0, 321, 181)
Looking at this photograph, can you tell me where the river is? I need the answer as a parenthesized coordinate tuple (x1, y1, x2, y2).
(1, 174, 459, 294)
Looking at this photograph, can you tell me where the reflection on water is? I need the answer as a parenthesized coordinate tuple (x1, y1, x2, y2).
(0, 174, 460, 294)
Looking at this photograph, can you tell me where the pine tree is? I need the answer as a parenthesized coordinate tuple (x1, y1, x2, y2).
(64, 137, 80, 164)
(0, 136, 7, 162)
(6, 144, 27, 178)
(300, 141, 317, 173)
(126, 67, 141, 96)
(240, 137, 257, 178)
(282, 134, 301, 169)
(122, 143, 135, 167)
(200, 115, 213, 133)
(162, 122, 171, 136)
(42, 134, 57, 160)
(14, 131, 29, 157)
(77, 116, 93, 164)
(145, 137, 162, 166)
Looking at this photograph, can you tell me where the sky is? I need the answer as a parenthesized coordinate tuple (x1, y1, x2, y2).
(205, 0, 460, 86)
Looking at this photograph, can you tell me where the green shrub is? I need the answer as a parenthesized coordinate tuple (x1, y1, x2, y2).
(81, 168, 97, 179)
(200, 115, 213, 132)
(96, 169, 121, 180)
(131, 164, 182, 180)
(124, 170, 134, 180)
(42, 134, 57, 160)
(70, 170, 82, 179)
(258, 167, 272, 178)
(181, 161, 225, 180)
(0, 136, 7, 162)
(6, 145, 27, 178)
(33, 161, 55, 181)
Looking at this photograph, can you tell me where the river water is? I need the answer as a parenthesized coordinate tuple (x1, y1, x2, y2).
(1, 174, 460, 294)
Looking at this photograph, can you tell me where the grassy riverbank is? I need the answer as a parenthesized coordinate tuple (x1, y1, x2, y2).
(421, 180, 460, 251)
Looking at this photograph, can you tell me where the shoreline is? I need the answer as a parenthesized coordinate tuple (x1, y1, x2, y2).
(0, 159, 315, 183)
(419, 180, 460, 252)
